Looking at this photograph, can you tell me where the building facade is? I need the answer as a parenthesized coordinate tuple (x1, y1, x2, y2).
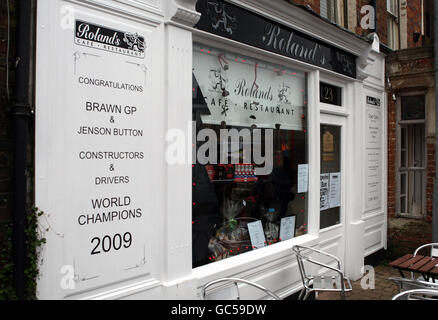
(33, 0, 386, 299)
(290, 0, 436, 257)
(0, 0, 402, 300)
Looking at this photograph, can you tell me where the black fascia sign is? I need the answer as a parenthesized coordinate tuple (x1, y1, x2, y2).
(195, 0, 357, 79)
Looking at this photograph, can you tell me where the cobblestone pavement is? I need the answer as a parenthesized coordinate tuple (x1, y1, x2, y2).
(318, 264, 401, 300)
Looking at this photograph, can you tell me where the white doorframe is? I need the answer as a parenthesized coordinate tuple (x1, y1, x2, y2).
(318, 113, 348, 267)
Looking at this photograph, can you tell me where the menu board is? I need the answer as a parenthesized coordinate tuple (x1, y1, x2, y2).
(329, 173, 341, 208)
(364, 95, 383, 212)
(37, 11, 155, 295)
(247, 221, 267, 249)
(297, 164, 309, 194)
(279, 216, 296, 241)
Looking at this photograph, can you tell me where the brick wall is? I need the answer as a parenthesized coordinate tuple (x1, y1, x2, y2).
(0, 0, 15, 223)
(387, 219, 432, 258)
(292, 0, 390, 45)
(292, 0, 321, 15)
(386, 45, 435, 254)
(406, 0, 424, 48)
(426, 142, 435, 222)
(292, 0, 432, 50)
(375, 0, 388, 46)
(387, 98, 397, 220)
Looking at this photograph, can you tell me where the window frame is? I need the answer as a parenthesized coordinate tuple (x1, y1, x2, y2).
(190, 26, 358, 279)
(318, 75, 348, 232)
(319, 74, 349, 117)
(191, 34, 320, 272)
(387, 16, 400, 50)
(320, 0, 342, 26)
(396, 92, 427, 219)
(387, 0, 399, 18)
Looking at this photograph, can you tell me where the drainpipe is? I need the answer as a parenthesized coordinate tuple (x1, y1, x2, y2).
(369, 0, 377, 33)
(433, 0, 438, 243)
(11, 0, 33, 299)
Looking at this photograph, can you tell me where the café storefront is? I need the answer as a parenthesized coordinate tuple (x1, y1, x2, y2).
(35, 0, 387, 299)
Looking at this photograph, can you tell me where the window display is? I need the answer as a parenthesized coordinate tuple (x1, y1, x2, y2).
(192, 44, 309, 268)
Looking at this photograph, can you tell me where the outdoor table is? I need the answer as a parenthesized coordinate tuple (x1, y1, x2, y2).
(389, 254, 438, 282)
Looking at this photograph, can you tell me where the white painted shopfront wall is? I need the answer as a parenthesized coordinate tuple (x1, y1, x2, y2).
(35, 0, 387, 300)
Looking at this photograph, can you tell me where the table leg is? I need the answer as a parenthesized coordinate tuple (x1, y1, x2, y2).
(421, 273, 429, 282)
(397, 268, 406, 278)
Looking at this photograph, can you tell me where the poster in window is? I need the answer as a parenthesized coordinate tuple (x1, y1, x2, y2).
(247, 220, 267, 249)
(297, 164, 309, 194)
(323, 131, 334, 153)
(280, 216, 296, 241)
(329, 173, 341, 209)
(320, 174, 330, 211)
(193, 44, 306, 131)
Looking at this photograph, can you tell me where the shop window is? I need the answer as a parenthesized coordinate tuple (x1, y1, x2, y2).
(401, 95, 425, 121)
(386, 0, 399, 50)
(387, 17, 400, 50)
(320, 125, 341, 229)
(398, 95, 426, 217)
(320, 0, 343, 26)
(192, 43, 309, 268)
(387, 0, 398, 17)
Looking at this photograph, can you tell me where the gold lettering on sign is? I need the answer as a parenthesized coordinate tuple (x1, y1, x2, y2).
(323, 87, 334, 103)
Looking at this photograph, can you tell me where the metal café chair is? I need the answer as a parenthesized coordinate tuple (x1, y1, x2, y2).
(411, 243, 438, 281)
(414, 243, 438, 258)
(292, 245, 352, 300)
(390, 277, 438, 297)
(201, 278, 282, 300)
(392, 289, 438, 300)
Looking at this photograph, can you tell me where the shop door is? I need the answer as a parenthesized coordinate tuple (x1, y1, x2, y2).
(319, 114, 346, 266)
(398, 95, 426, 218)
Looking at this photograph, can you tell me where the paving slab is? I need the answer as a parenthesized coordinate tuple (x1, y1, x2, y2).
(318, 265, 400, 300)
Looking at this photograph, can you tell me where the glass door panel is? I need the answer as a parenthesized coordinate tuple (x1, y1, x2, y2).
(320, 124, 341, 229)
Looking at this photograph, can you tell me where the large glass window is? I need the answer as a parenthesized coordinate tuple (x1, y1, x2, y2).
(192, 43, 309, 268)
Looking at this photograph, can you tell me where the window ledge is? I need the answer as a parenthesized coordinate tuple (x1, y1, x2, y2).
(193, 234, 319, 285)
(319, 223, 343, 234)
(320, 104, 350, 117)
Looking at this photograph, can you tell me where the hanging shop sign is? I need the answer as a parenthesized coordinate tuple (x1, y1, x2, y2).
(193, 45, 306, 130)
(195, 0, 357, 78)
